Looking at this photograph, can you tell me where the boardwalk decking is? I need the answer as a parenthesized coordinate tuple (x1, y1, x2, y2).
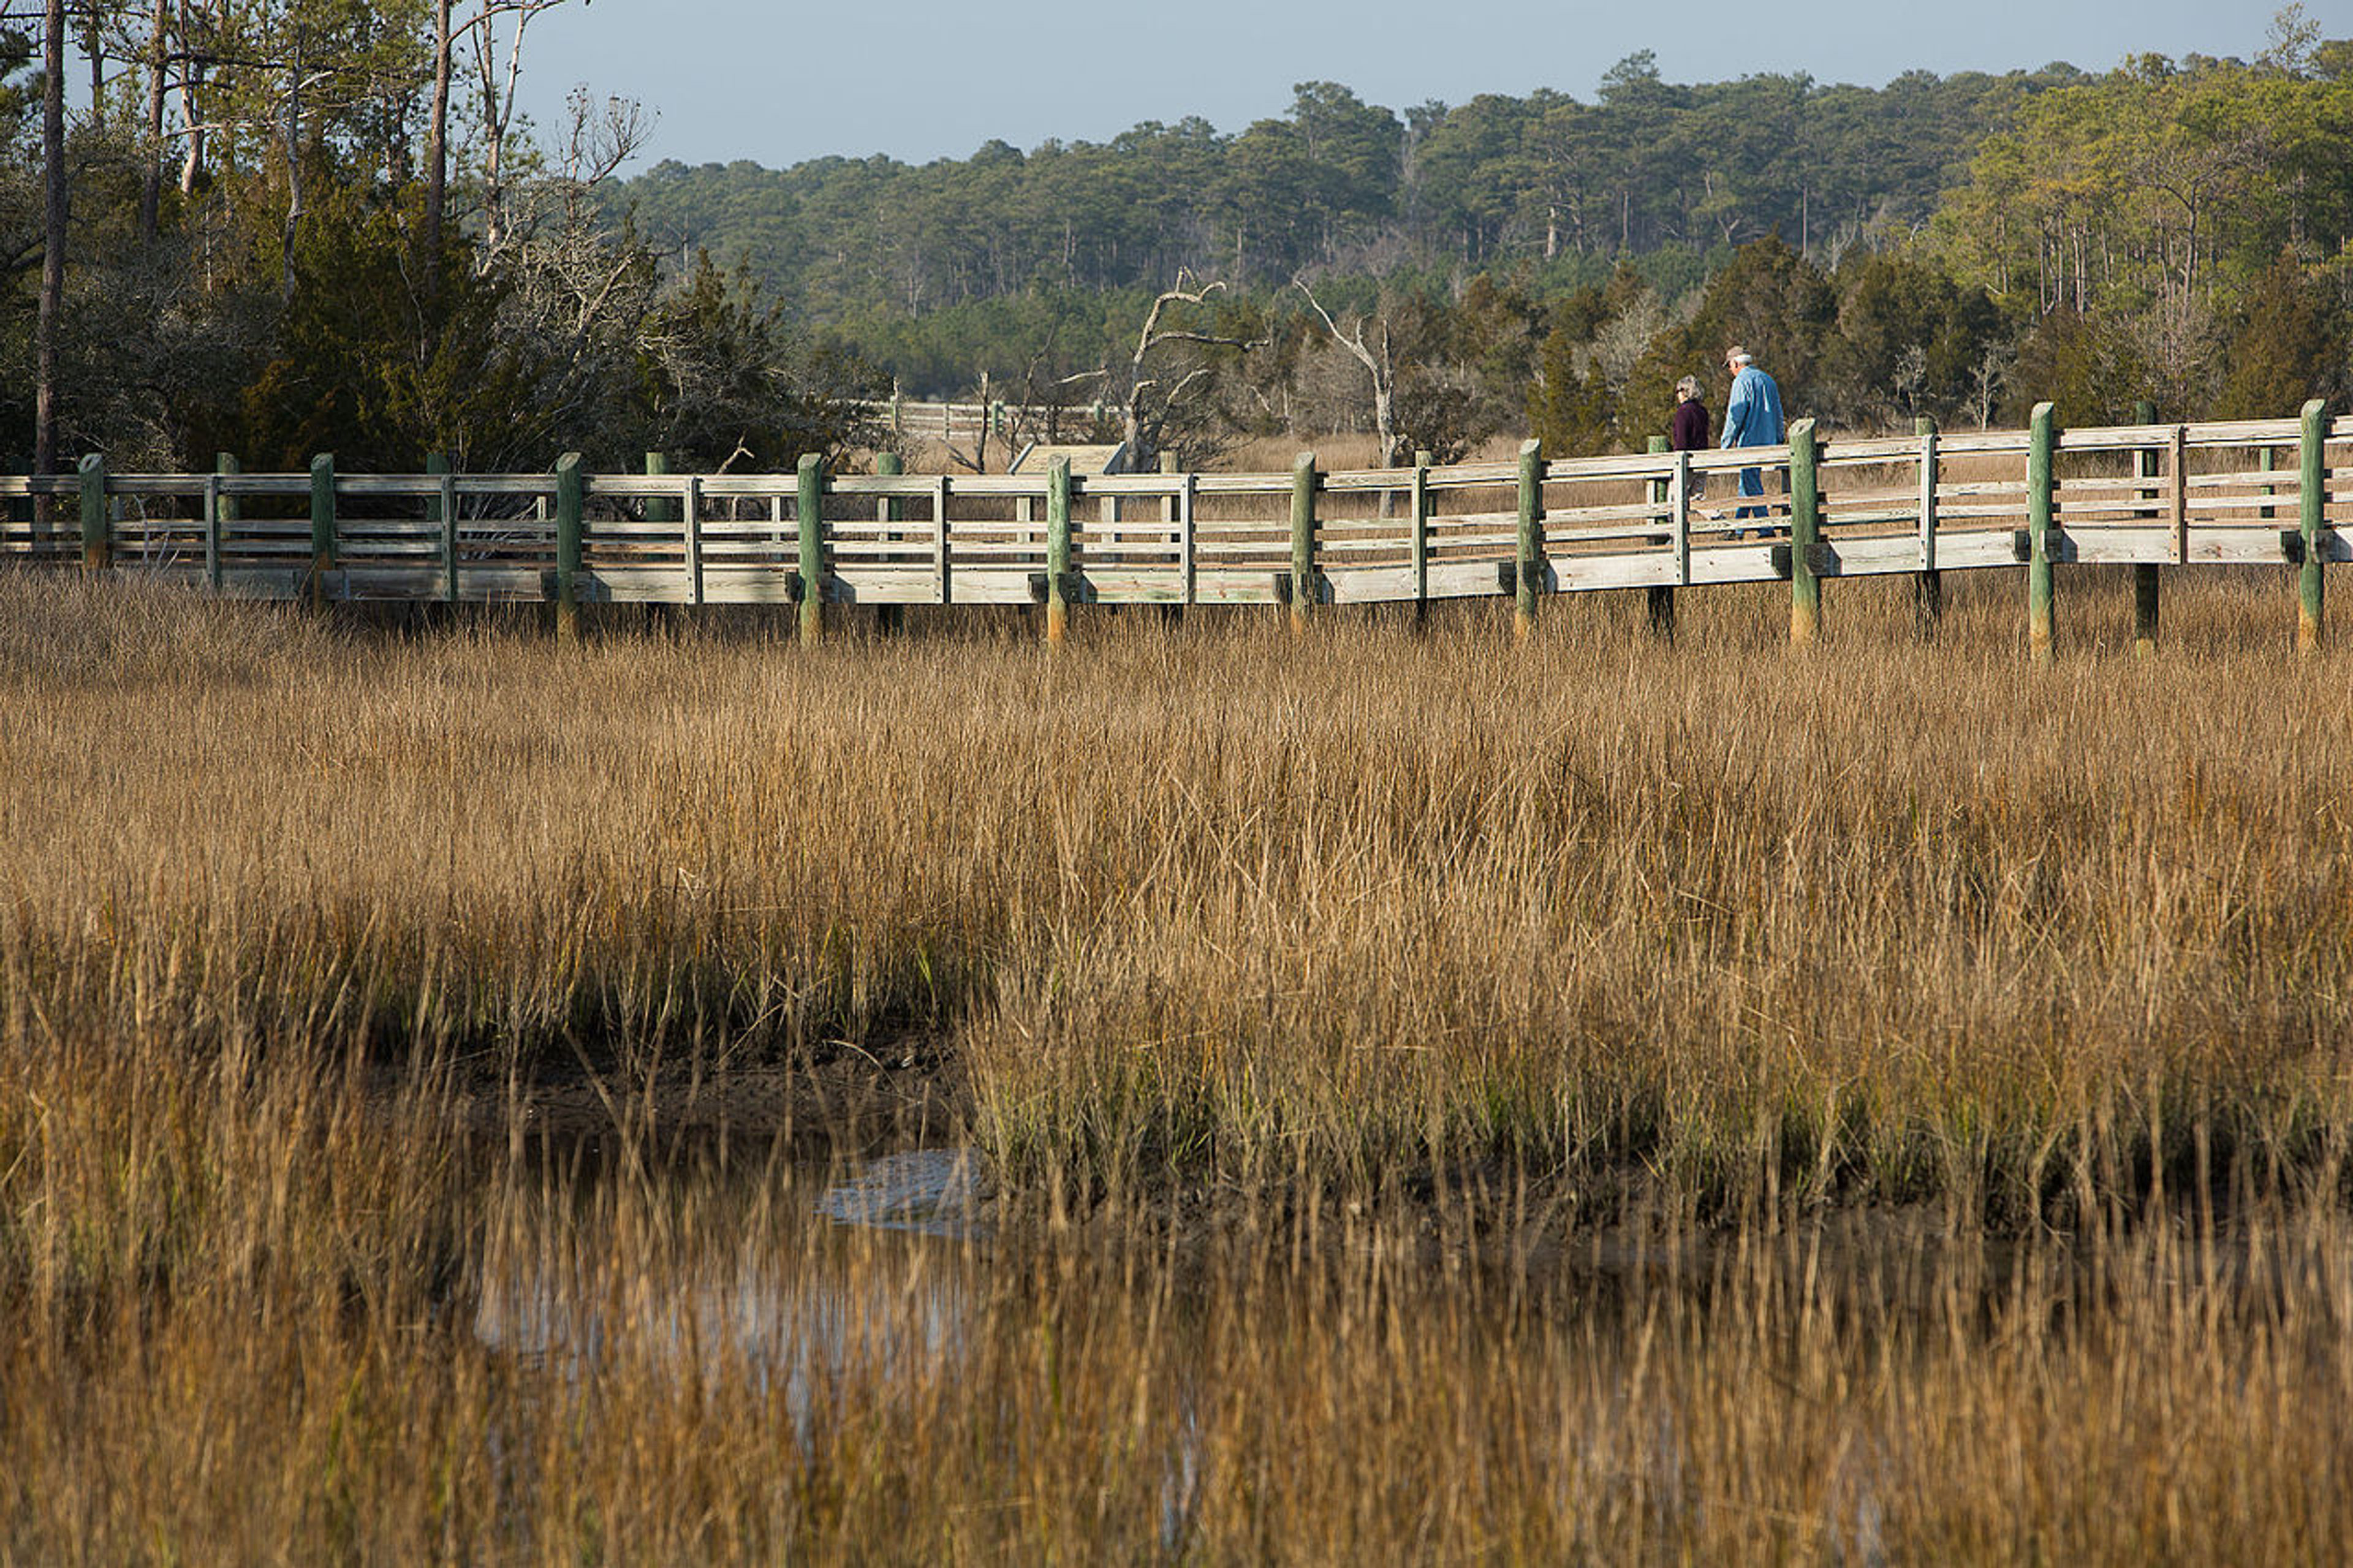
(4, 403, 2344, 651)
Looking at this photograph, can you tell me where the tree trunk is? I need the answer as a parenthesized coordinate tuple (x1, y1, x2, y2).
(140, 0, 167, 241)
(35, 0, 66, 488)
(479, 15, 508, 254)
(280, 50, 303, 300)
(1121, 390, 1149, 474)
(178, 1, 206, 197)
(422, 0, 452, 301)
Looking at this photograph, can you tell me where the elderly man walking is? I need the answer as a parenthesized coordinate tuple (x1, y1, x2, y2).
(1720, 346, 1784, 536)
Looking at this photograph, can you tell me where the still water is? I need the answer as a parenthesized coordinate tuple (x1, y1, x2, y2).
(472, 1146, 986, 1385)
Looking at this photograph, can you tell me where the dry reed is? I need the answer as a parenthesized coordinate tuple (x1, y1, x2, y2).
(2, 562, 2350, 1559)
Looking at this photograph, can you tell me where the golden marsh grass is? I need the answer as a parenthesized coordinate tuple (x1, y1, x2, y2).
(3, 564, 2351, 1558)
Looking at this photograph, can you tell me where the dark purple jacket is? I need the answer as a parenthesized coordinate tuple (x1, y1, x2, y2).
(1669, 398, 1710, 452)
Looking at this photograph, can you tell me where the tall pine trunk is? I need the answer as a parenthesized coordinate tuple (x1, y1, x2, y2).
(35, 0, 66, 490)
(422, 0, 451, 301)
(140, 0, 167, 240)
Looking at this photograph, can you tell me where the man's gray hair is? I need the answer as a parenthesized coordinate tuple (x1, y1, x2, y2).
(1726, 346, 1753, 367)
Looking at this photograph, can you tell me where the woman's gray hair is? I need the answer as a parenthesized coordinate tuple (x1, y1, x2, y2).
(1675, 375, 1700, 400)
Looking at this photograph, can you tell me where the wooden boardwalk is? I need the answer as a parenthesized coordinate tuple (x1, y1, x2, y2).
(4, 403, 2344, 654)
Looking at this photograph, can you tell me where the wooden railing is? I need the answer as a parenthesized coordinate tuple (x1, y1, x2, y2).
(868, 395, 1086, 444)
(3, 404, 2345, 653)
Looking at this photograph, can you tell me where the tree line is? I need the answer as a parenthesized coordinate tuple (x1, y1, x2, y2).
(619, 59, 2047, 346)
(3, 2, 2348, 487)
(0, 0, 884, 485)
(617, 13, 2353, 462)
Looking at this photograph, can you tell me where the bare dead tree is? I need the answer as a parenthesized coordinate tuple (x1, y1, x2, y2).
(1294, 273, 1400, 468)
(941, 368, 997, 473)
(466, 0, 583, 259)
(1062, 271, 1264, 471)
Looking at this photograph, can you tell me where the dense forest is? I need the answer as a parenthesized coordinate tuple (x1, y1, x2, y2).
(610, 17, 2353, 467)
(0, 0, 887, 480)
(4, 2, 2351, 481)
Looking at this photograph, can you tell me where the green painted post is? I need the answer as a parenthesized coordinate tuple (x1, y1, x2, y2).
(2302, 398, 2328, 655)
(1789, 419, 1821, 645)
(1046, 455, 1072, 645)
(1914, 417, 1942, 637)
(555, 452, 583, 642)
(877, 451, 906, 635)
(1646, 434, 1675, 640)
(645, 452, 675, 524)
(797, 452, 825, 645)
(78, 453, 107, 572)
(211, 451, 240, 599)
(1290, 451, 1316, 636)
(309, 453, 336, 607)
(2027, 403, 2056, 664)
(428, 452, 455, 604)
(2133, 401, 2159, 656)
(1515, 438, 1542, 639)
(217, 452, 240, 533)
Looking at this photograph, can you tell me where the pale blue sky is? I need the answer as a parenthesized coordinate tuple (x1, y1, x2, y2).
(521, 0, 2353, 171)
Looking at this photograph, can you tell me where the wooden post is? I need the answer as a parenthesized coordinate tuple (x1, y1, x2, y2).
(877, 452, 905, 635)
(2169, 422, 2189, 566)
(976, 371, 991, 472)
(640, 452, 678, 633)
(1515, 438, 1542, 639)
(555, 452, 584, 642)
(1672, 450, 1692, 593)
(933, 474, 951, 606)
(428, 452, 456, 605)
(644, 452, 675, 523)
(2132, 401, 2159, 656)
(78, 455, 110, 572)
(1178, 463, 1197, 610)
(1159, 450, 1184, 626)
(1412, 449, 1432, 627)
(203, 467, 222, 593)
(1645, 435, 1674, 640)
(2302, 398, 2328, 655)
(1789, 418, 1821, 645)
(7, 456, 31, 545)
(797, 452, 825, 646)
(217, 452, 241, 569)
(1290, 451, 1316, 636)
(1046, 455, 1072, 645)
(1914, 417, 1942, 637)
(684, 473, 704, 608)
(2028, 401, 2056, 665)
(309, 453, 336, 607)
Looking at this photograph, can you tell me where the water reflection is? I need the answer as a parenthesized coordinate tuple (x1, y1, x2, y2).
(472, 1146, 978, 1406)
(814, 1147, 988, 1238)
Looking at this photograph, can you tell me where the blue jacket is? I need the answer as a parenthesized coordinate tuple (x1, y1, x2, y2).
(1721, 366, 1784, 449)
